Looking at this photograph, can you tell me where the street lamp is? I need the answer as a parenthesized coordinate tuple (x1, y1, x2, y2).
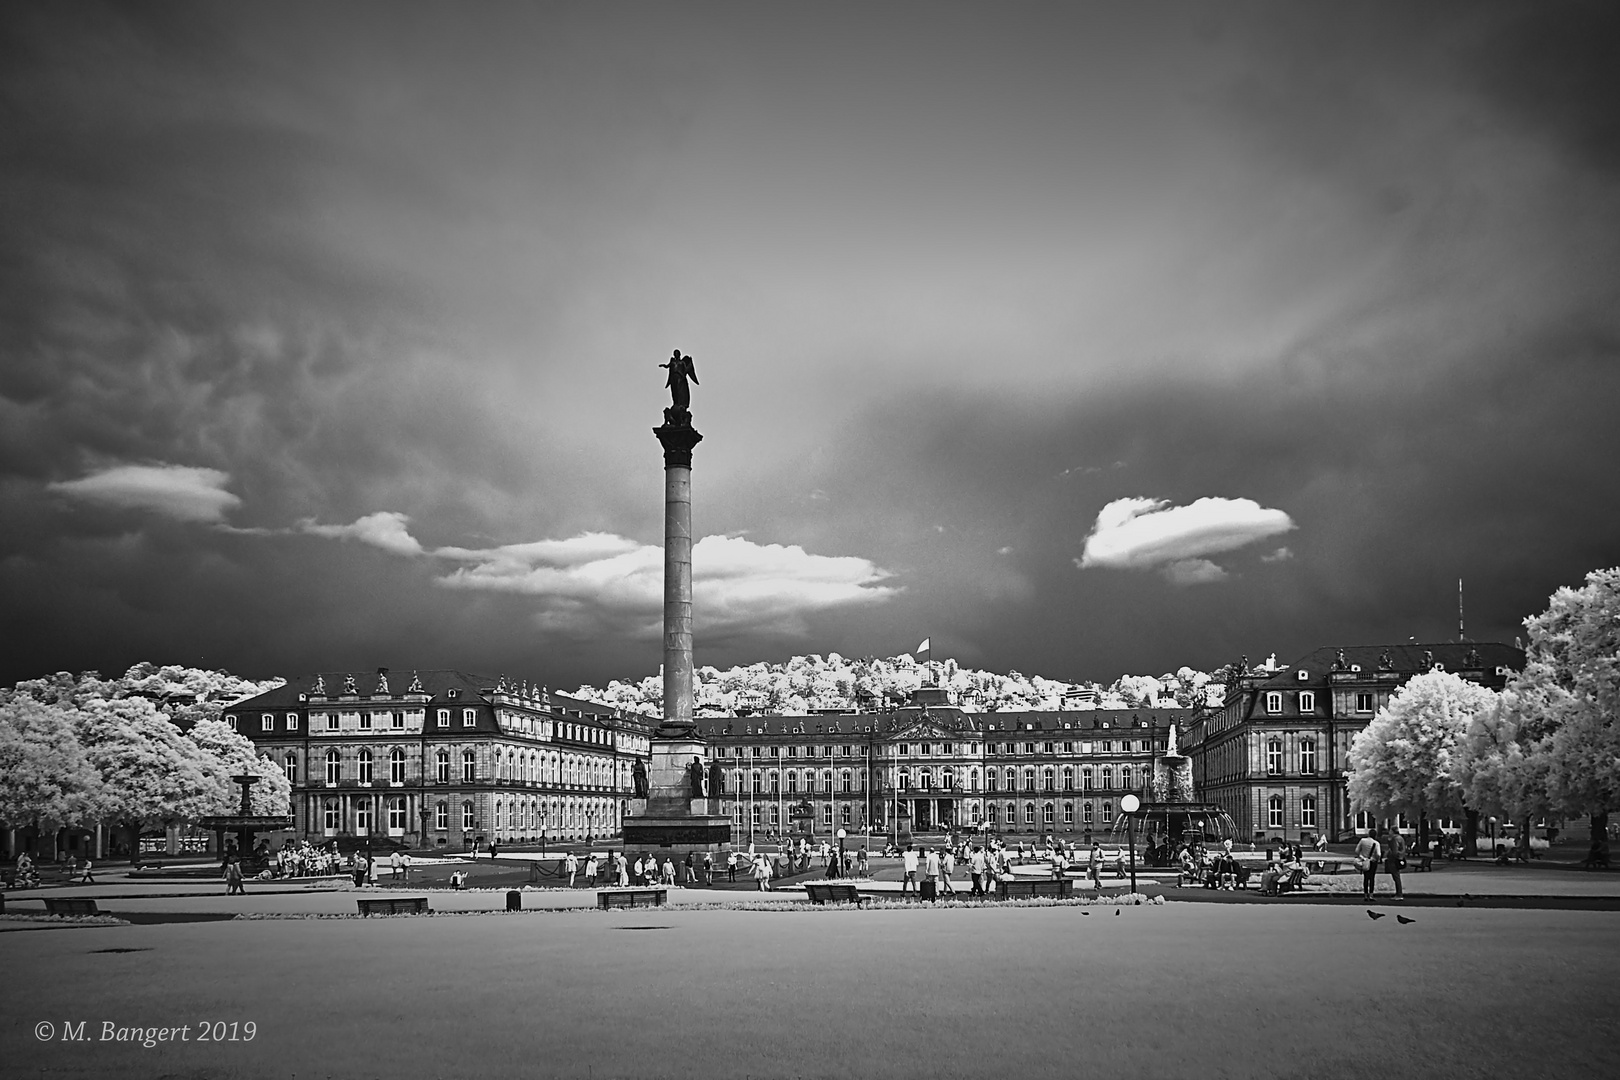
(1120, 794, 1141, 896)
(1489, 816, 1498, 858)
(837, 828, 847, 878)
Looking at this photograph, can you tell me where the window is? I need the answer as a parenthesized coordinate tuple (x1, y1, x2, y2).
(768, 805, 780, 828)
(750, 804, 762, 828)
(359, 712, 372, 731)
(1082, 767, 1094, 791)
(1101, 767, 1113, 790)
(226, 714, 238, 731)
(1355, 692, 1375, 713)
(435, 802, 448, 830)
(287, 712, 299, 731)
(1062, 766, 1074, 791)
(822, 804, 833, 827)
(898, 770, 910, 792)
(462, 801, 475, 831)
(1063, 803, 1074, 826)
(769, 771, 780, 795)
(751, 770, 763, 795)
(987, 803, 998, 826)
(786, 771, 799, 795)
(971, 803, 982, 825)
(1301, 796, 1317, 829)
(1042, 767, 1055, 792)
(389, 747, 406, 784)
(1083, 802, 1094, 825)
(1024, 803, 1035, 825)
(841, 770, 853, 793)
(919, 743, 930, 756)
(1298, 691, 1315, 713)
(986, 769, 999, 793)
(355, 798, 373, 832)
(326, 713, 339, 731)
(787, 745, 798, 758)
(1024, 742, 1035, 755)
(388, 798, 407, 832)
(1267, 795, 1284, 829)
(323, 801, 340, 833)
(391, 710, 405, 730)
(358, 749, 373, 783)
(1120, 766, 1132, 790)
(1044, 742, 1054, 755)
(1266, 739, 1283, 776)
(462, 708, 477, 727)
(437, 709, 450, 728)
(942, 770, 954, 791)
(1043, 803, 1055, 827)
(325, 750, 341, 784)
(1101, 801, 1112, 822)
(1355, 809, 1373, 831)
(1023, 768, 1035, 792)
(970, 768, 980, 792)
(920, 770, 933, 791)
(284, 754, 298, 783)
(262, 713, 274, 732)
(462, 750, 476, 783)
(840, 804, 852, 826)
(1101, 740, 1112, 753)
(1300, 739, 1318, 775)
(1265, 692, 1283, 714)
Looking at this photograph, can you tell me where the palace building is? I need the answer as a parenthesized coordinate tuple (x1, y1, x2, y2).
(232, 669, 650, 849)
(1182, 642, 1525, 844)
(693, 688, 1190, 845)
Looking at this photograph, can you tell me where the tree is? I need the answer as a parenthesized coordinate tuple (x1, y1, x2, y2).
(1453, 688, 1554, 860)
(0, 700, 106, 858)
(1512, 568, 1620, 866)
(188, 718, 294, 817)
(1348, 670, 1499, 852)
(74, 696, 227, 863)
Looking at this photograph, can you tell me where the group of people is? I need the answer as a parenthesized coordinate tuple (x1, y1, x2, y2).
(1354, 827, 1408, 901)
(270, 841, 346, 879)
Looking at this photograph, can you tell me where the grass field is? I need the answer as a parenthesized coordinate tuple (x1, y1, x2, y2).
(3, 902, 1615, 1079)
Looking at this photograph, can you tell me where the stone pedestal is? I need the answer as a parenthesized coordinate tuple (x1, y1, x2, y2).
(621, 731, 731, 854)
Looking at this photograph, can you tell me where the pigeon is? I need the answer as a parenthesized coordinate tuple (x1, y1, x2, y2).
(1115, 909, 1121, 916)
(1367, 910, 1387, 920)
(1081, 910, 1090, 916)
(1396, 915, 1416, 925)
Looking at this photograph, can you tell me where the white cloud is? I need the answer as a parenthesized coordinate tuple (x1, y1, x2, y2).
(1261, 546, 1294, 563)
(1078, 496, 1295, 573)
(295, 513, 897, 637)
(1162, 558, 1228, 586)
(47, 463, 242, 523)
(298, 511, 425, 556)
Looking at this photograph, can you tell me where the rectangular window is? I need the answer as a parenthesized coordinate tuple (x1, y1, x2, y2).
(899, 744, 910, 756)
(920, 743, 930, 756)
(287, 712, 299, 730)
(462, 708, 476, 727)
(435, 803, 448, 830)
(359, 712, 372, 731)
(1298, 691, 1315, 713)
(388, 799, 407, 832)
(1355, 692, 1375, 713)
(1083, 802, 1094, 825)
(1266, 692, 1283, 714)
(391, 711, 405, 729)
(1301, 741, 1318, 775)
(822, 804, 833, 826)
(262, 714, 274, 731)
(323, 803, 340, 833)
(226, 715, 238, 730)
(1101, 741, 1112, 753)
(462, 803, 475, 831)
(1301, 797, 1317, 829)
(355, 799, 373, 832)
(1063, 803, 1074, 825)
(1024, 742, 1035, 755)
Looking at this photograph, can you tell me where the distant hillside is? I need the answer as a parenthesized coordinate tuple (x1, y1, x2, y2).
(572, 653, 1228, 717)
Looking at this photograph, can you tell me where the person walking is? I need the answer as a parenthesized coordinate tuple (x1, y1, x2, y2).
(941, 846, 957, 896)
(1354, 829, 1383, 902)
(968, 845, 987, 897)
(727, 850, 738, 883)
(584, 853, 599, 887)
(79, 857, 95, 885)
(901, 844, 920, 896)
(224, 857, 245, 896)
(662, 856, 676, 886)
(702, 851, 714, 886)
(1385, 829, 1407, 901)
(617, 852, 630, 887)
(401, 851, 413, 885)
(857, 845, 869, 879)
(565, 850, 579, 888)
(1088, 841, 1103, 889)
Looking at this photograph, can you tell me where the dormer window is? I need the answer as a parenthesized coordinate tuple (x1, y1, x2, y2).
(1265, 691, 1283, 714)
(1297, 670, 1309, 681)
(1298, 691, 1316, 713)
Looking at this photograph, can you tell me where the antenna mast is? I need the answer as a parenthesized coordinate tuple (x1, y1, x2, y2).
(1458, 577, 1465, 642)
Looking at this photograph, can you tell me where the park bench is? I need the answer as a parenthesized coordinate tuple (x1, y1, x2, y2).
(803, 883, 871, 908)
(356, 895, 430, 916)
(1411, 853, 1434, 872)
(43, 897, 100, 916)
(597, 888, 667, 910)
(998, 878, 1073, 900)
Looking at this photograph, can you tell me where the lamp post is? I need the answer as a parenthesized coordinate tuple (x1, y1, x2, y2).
(837, 827, 847, 878)
(1121, 794, 1141, 896)
(1489, 816, 1498, 858)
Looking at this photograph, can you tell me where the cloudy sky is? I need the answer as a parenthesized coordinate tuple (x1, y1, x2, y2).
(3, 1, 1618, 691)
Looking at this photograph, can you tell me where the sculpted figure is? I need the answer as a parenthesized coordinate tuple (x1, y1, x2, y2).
(660, 350, 698, 412)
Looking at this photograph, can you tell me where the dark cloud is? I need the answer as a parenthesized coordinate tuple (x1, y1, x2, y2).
(2, 2, 1616, 689)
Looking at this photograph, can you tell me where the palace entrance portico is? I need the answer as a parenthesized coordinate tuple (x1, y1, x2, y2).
(904, 798, 961, 832)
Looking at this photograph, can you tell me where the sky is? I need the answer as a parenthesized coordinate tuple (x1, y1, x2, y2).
(3, 1, 1618, 692)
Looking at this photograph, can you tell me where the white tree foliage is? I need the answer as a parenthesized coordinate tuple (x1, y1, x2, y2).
(1348, 670, 1499, 821)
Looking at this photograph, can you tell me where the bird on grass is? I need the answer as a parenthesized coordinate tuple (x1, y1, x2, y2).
(1080, 910, 1090, 916)
(1367, 910, 1387, 920)
(1396, 915, 1416, 925)
(1114, 909, 1120, 916)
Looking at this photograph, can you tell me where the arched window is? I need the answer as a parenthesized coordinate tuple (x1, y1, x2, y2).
(920, 770, 933, 791)
(325, 749, 341, 784)
(435, 801, 448, 830)
(435, 750, 449, 784)
(987, 803, 998, 825)
(357, 749, 373, 783)
(463, 749, 477, 783)
(1062, 766, 1074, 792)
(1100, 766, 1112, 790)
(986, 768, 999, 793)
(1083, 802, 1094, 825)
(786, 770, 799, 794)
(942, 770, 954, 791)
(1266, 738, 1283, 776)
(1300, 739, 1317, 775)
(462, 801, 475, 831)
(1042, 767, 1055, 792)
(970, 768, 980, 792)
(1301, 795, 1318, 829)
(898, 770, 910, 791)
(1267, 795, 1284, 829)
(1120, 766, 1132, 791)
(1043, 803, 1055, 827)
(389, 747, 406, 784)
(821, 769, 832, 793)
(355, 797, 372, 832)
(285, 754, 298, 784)
(840, 770, 853, 793)
(1082, 767, 1094, 791)
(769, 771, 780, 795)
(1023, 768, 1035, 792)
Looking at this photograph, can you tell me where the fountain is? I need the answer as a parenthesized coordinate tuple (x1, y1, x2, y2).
(1108, 722, 1237, 860)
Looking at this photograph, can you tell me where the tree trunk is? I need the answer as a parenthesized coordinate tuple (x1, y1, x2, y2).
(1517, 815, 1532, 861)
(1463, 808, 1481, 857)
(1418, 811, 1431, 856)
(126, 822, 142, 865)
(1590, 812, 1610, 868)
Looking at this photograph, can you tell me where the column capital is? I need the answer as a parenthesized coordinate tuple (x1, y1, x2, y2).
(654, 421, 704, 469)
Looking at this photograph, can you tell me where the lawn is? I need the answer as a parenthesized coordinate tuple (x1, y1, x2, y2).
(2, 902, 1614, 1079)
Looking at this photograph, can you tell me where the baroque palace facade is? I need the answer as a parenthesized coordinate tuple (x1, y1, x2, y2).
(233, 669, 650, 849)
(1181, 642, 1525, 844)
(234, 671, 1189, 848)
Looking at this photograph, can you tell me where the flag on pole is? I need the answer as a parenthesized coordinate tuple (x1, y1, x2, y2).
(916, 637, 930, 660)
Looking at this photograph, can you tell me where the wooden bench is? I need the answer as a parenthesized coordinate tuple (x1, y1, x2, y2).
(43, 897, 100, 916)
(1412, 853, 1434, 872)
(597, 888, 667, 910)
(998, 878, 1073, 900)
(804, 883, 870, 908)
(356, 895, 430, 916)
